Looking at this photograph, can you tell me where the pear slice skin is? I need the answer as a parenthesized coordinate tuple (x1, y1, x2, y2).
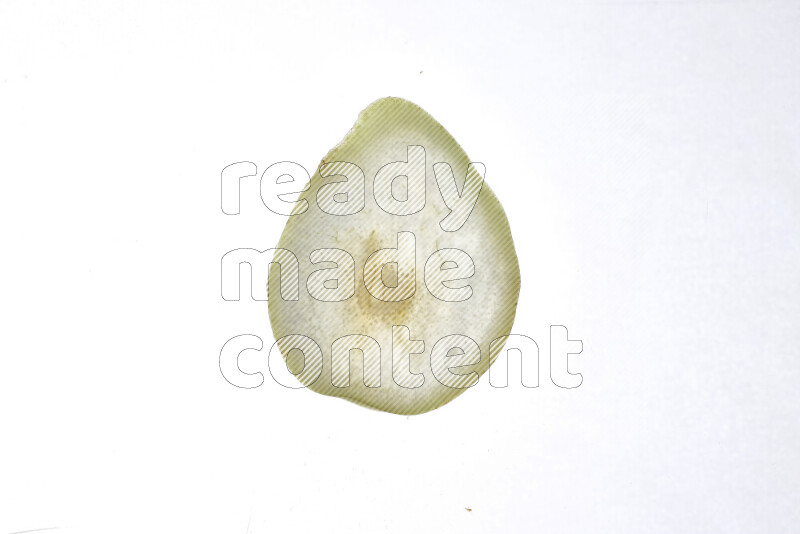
(268, 97, 520, 415)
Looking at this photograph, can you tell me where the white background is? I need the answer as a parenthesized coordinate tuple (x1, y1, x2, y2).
(1, 1, 799, 533)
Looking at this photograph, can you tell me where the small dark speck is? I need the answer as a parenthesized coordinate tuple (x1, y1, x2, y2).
(419, 70, 423, 74)
(465, 507, 472, 512)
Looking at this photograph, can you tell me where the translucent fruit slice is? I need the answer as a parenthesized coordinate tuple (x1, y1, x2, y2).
(268, 97, 520, 415)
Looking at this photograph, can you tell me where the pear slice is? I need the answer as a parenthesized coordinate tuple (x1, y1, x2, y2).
(268, 97, 520, 415)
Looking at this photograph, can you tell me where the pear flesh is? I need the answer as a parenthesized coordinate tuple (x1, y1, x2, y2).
(268, 97, 520, 415)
